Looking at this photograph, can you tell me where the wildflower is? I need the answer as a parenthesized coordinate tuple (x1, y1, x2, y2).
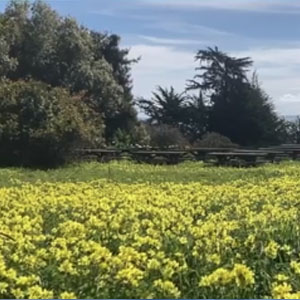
(264, 240, 280, 259)
(11, 288, 24, 299)
(207, 254, 221, 265)
(116, 266, 144, 287)
(200, 268, 233, 287)
(147, 258, 160, 270)
(232, 264, 255, 287)
(58, 260, 78, 275)
(60, 291, 77, 299)
(27, 285, 54, 299)
(0, 282, 8, 294)
(271, 282, 292, 299)
(153, 279, 181, 298)
(275, 274, 289, 282)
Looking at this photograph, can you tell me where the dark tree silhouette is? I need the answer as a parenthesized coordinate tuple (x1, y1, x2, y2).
(188, 47, 281, 146)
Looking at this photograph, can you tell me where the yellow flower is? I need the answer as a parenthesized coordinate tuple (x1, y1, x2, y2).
(116, 266, 144, 287)
(11, 288, 24, 299)
(207, 254, 221, 265)
(0, 282, 8, 294)
(290, 261, 300, 275)
(232, 264, 255, 287)
(27, 285, 54, 299)
(147, 258, 160, 270)
(264, 240, 280, 259)
(153, 279, 181, 298)
(16, 275, 39, 287)
(272, 282, 292, 299)
(200, 268, 233, 287)
(60, 291, 77, 299)
(58, 260, 78, 276)
(275, 274, 289, 282)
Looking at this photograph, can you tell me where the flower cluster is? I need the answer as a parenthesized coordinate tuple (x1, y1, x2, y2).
(0, 162, 300, 298)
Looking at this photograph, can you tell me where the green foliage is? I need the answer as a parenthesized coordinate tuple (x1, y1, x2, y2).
(0, 0, 138, 142)
(188, 47, 281, 146)
(278, 117, 300, 144)
(112, 124, 150, 148)
(0, 1, 287, 154)
(0, 159, 294, 187)
(146, 124, 190, 149)
(112, 129, 133, 148)
(138, 87, 207, 142)
(0, 80, 103, 167)
(194, 132, 238, 148)
(138, 86, 188, 127)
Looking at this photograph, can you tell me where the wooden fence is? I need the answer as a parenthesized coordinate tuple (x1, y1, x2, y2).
(74, 144, 300, 166)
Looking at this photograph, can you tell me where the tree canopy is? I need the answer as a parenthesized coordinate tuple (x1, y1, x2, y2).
(0, 0, 294, 166)
(188, 47, 282, 146)
(0, 0, 139, 142)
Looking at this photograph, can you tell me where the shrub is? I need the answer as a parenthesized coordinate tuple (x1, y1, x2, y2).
(194, 132, 238, 148)
(146, 124, 190, 149)
(111, 124, 151, 149)
(0, 80, 103, 167)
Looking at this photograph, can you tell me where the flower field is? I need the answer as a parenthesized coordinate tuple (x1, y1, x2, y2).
(0, 162, 300, 299)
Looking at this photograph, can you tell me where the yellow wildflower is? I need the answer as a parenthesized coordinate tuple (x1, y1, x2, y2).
(264, 240, 280, 259)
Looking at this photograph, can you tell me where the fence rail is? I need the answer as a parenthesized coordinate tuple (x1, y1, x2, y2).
(74, 144, 300, 166)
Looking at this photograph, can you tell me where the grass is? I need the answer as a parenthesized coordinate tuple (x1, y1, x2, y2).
(0, 160, 296, 187)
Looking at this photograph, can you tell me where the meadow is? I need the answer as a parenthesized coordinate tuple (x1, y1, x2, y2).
(0, 161, 300, 299)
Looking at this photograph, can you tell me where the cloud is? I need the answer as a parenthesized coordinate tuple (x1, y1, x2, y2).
(89, 8, 117, 17)
(127, 44, 195, 98)
(127, 43, 300, 116)
(146, 21, 235, 37)
(277, 94, 300, 115)
(139, 35, 206, 46)
(279, 94, 300, 103)
(139, 0, 300, 14)
(234, 47, 300, 115)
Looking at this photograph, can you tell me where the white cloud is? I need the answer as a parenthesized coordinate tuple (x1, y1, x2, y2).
(146, 21, 235, 37)
(280, 94, 300, 103)
(139, 35, 206, 46)
(127, 43, 300, 116)
(127, 44, 195, 98)
(140, 0, 300, 14)
(234, 48, 300, 113)
(277, 94, 300, 115)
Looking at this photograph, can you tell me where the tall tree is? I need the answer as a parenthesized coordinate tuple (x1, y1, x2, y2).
(0, 0, 139, 143)
(184, 92, 208, 141)
(138, 86, 208, 141)
(138, 86, 187, 126)
(188, 47, 281, 146)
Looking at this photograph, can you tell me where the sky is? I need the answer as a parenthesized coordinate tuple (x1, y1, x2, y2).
(1, 0, 300, 116)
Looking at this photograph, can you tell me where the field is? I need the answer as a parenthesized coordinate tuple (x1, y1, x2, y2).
(0, 161, 300, 299)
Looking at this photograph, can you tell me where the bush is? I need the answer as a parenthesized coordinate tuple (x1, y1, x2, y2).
(0, 80, 103, 167)
(147, 124, 190, 149)
(111, 124, 151, 149)
(194, 132, 238, 148)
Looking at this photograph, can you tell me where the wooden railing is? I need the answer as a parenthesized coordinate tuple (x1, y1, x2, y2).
(74, 144, 300, 166)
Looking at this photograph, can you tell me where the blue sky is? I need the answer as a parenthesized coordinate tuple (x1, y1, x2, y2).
(1, 0, 300, 115)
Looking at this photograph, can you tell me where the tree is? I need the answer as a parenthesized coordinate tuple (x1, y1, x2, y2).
(188, 47, 281, 146)
(279, 117, 300, 144)
(0, 0, 139, 142)
(138, 86, 209, 142)
(184, 92, 208, 141)
(187, 46, 252, 96)
(138, 86, 189, 129)
(0, 80, 103, 167)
